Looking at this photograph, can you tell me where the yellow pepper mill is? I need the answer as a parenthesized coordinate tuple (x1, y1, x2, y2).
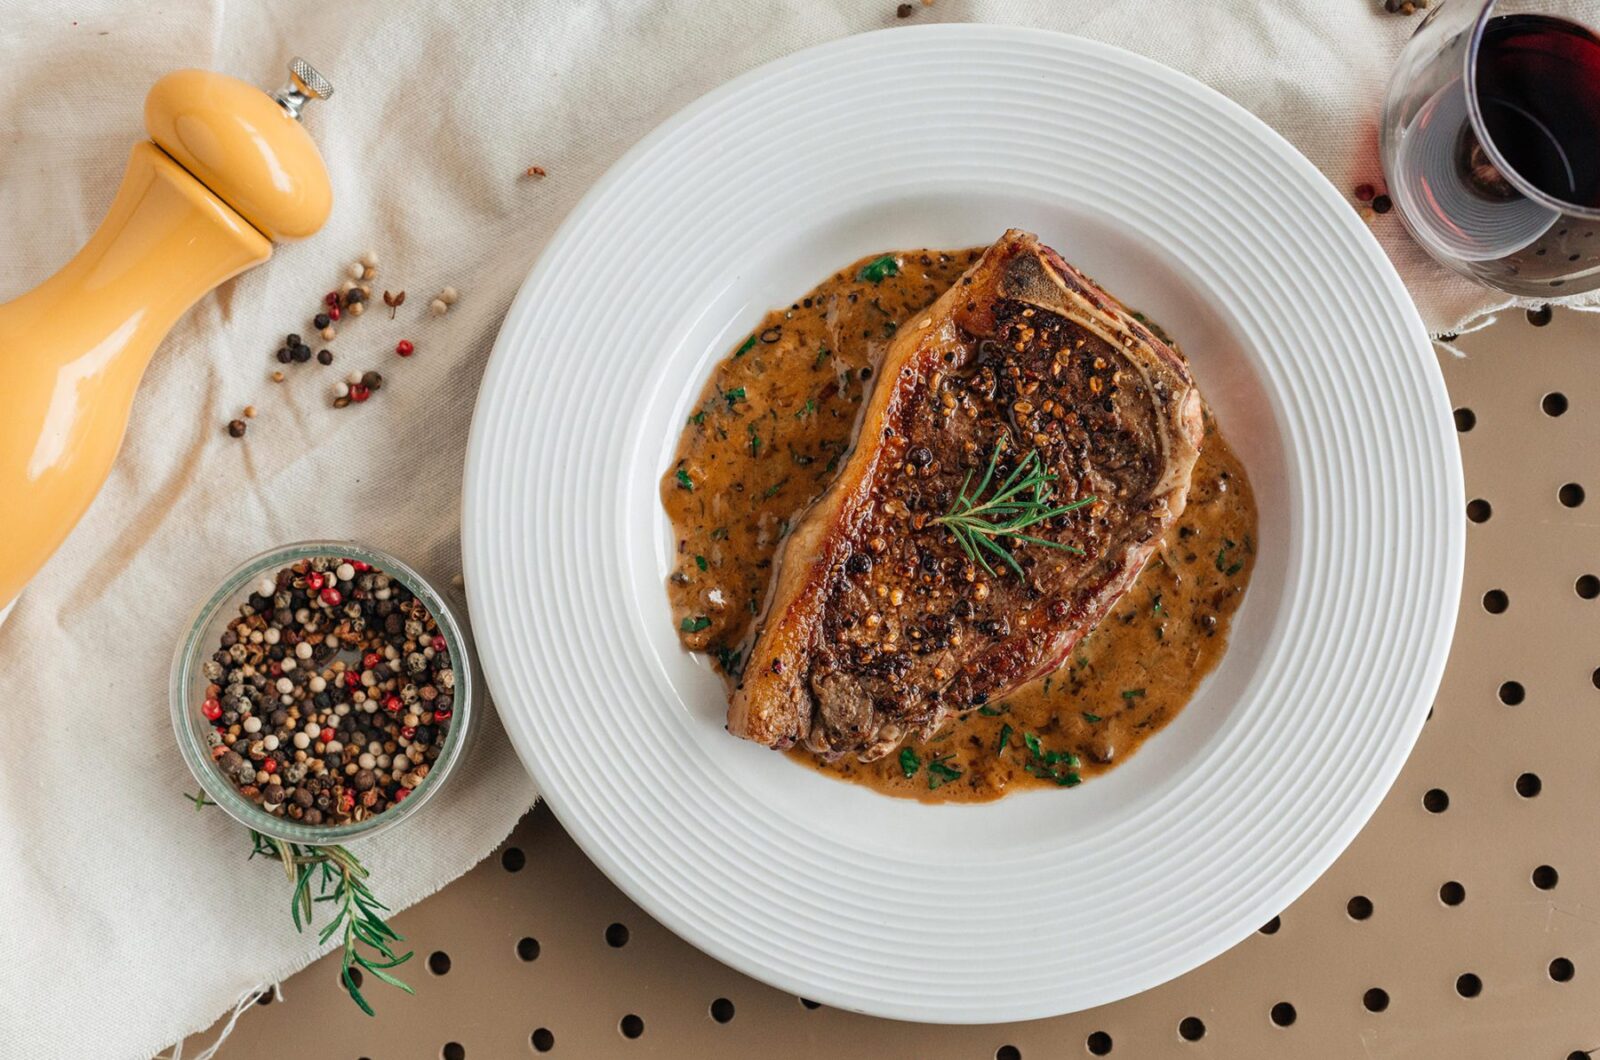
(0, 59, 333, 620)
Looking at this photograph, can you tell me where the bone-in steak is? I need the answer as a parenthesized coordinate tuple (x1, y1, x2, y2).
(727, 230, 1204, 761)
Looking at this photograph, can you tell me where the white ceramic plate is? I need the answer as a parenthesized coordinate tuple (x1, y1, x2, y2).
(463, 26, 1463, 1023)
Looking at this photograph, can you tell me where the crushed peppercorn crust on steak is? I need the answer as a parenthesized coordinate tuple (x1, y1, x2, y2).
(727, 230, 1204, 761)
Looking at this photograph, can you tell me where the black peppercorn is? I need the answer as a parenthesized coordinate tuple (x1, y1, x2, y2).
(317, 349, 333, 365)
(226, 419, 247, 438)
(313, 313, 331, 329)
(275, 347, 292, 363)
(896, 2, 913, 15)
(846, 552, 872, 575)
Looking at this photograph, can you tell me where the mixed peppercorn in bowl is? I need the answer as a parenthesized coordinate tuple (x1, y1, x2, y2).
(170, 542, 473, 842)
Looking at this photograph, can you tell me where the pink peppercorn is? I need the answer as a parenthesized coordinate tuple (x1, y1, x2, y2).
(261, 758, 278, 774)
(383, 695, 402, 713)
(321, 726, 336, 744)
(320, 586, 342, 606)
(395, 340, 414, 357)
(432, 635, 447, 653)
(362, 651, 381, 670)
(328, 305, 341, 321)
(202, 699, 222, 721)
(349, 384, 371, 403)
(306, 571, 325, 591)
(324, 291, 340, 307)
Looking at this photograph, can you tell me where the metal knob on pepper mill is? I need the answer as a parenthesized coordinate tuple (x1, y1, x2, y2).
(0, 59, 334, 621)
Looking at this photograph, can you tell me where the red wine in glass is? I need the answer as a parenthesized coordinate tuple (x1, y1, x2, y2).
(1381, 2, 1600, 296)
(1471, 14, 1600, 209)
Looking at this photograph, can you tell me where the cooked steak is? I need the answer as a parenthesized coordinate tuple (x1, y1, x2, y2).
(727, 230, 1204, 761)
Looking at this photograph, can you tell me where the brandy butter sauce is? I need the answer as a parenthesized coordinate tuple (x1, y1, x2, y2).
(660, 248, 1256, 802)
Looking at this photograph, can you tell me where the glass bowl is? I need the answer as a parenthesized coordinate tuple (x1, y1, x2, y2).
(170, 540, 474, 843)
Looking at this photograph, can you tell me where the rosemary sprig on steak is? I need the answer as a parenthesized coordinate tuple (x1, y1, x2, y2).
(933, 443, 1095, 578)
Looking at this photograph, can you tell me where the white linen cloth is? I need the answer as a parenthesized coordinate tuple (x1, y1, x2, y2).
(0, 1, 1591, 1056)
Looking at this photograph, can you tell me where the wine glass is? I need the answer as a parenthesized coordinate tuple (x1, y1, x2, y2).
(1381, 0, 1600, 296)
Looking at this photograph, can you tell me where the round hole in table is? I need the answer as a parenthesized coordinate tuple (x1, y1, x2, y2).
(1467, 498, 1492, 523)
(620, 1014, 645, 1039)
(1259, 916, 1281, 935)
(1455, 407, 1477, 432)
(501, 846, 527, 872)
(606, 922, 631, 948)
(442, 1043, 465, 1060)
(1178, 1017, 1205, 1041)
(1533, 865, 1561, 890)
(1455, 974, 1483, 999)
(1542, 391, 1568, 416)
(1576, 575, 1600, 600)
(710, 998, 735, 1024)
(516, 937, 541, 962)
(1549, 957, 1575, 983)
(531, 1028, 555, 1053)
(1424, 788, 1450, 813)
(1559, 483, 1585, 508)
(1363, 987, 1390, 1013)
(996, 1046, 1021, 1060)
(1483, 589, 1509, 613)
(1516, 772, 1542, 798)
(1087, 1031, 1114, 1055)
(1499, 681, 1525, 706)
(1440, 880, 1466, 906)
(1270, 1002, 1297, 1027)
(1347, 895, 1373, 921)
(428, 950, 452, 976)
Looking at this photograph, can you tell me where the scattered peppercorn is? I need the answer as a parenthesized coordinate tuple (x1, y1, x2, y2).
(1372, 194, 1393, 214)
(896, 2, 913, 15)
(314, 313, 331, 329)
(317, 349, 334, 366)
(525, 165, 547, 178)
(226, 419, 247, 438)
(1354, 183, 1375, 202)
(243, 405, 257, 419)
(199, 555, 455, 823)
(271, 370, 285, 384)
(396, 339, 414, 357)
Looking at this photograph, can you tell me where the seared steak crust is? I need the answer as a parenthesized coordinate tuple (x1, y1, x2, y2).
(728, 230, 1203, 760)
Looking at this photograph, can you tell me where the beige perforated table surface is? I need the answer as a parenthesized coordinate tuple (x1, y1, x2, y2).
(182, 307, 1600, 1059)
